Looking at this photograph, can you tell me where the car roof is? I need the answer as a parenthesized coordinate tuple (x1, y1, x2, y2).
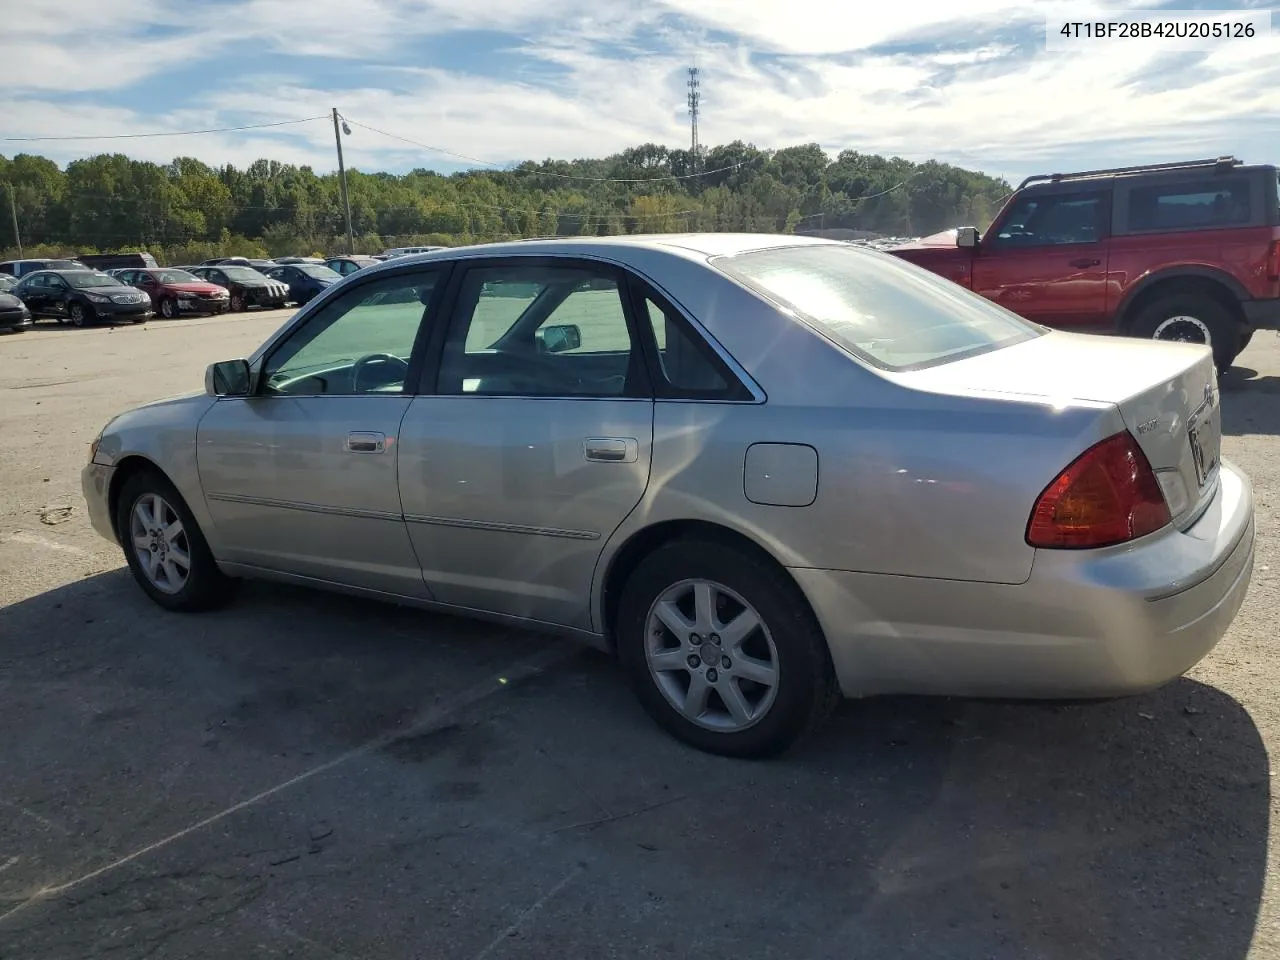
(379, 233, 836, 268)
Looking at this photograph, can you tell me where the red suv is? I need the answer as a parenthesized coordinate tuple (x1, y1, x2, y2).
(888, 156, 1280, 371)
(115, 267, 231, 319)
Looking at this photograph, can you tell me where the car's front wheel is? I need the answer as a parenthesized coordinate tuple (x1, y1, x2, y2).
(115, 470, 237, 612)
(69, 301, 89, 327)
(616, 537, 839, 759)
(230, 291, 246, 312)
(160, 298, 178, 319)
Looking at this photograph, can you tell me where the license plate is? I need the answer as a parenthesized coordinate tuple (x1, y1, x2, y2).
(1188, 397, 1219, 488)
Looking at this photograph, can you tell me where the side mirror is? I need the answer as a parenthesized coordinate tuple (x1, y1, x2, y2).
(956, 226, 979, 249)
(206, 359, 252, 397)
(536, 323, 582, 353)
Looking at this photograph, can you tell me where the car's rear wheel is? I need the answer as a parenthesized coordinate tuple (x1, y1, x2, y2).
(616, 537, 839, 759)
(1130, 294, 1242, 372)
(115, 470, 236, 612)
(160, 298, 178, 319)
(69, 302, 89, 327)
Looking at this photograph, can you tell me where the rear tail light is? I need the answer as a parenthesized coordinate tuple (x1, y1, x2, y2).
(1026, 431, 1171, 549)
(1267, 239, 1280, 281)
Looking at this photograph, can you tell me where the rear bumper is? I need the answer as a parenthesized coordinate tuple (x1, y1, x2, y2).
(1242, 297, 1280, 330)
(793, 459, 1255, 699)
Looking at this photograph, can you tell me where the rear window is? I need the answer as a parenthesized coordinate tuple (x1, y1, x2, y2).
(713, 244, 1043, 372)
(1128, 177, 1253, 232)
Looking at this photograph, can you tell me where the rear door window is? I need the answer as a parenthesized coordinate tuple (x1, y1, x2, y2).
(1126, 177, 1253, 232)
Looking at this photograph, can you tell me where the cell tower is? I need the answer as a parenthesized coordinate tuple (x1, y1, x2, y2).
(687, 67, 701, 163)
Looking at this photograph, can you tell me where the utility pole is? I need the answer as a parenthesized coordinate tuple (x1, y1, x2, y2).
(332, 107, 355, 255)
(686, 68, 701, 170)
(5, 184, 21, 257)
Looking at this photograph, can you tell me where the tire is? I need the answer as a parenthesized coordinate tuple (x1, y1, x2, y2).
(1128, 294, 1242, 372)
(230, 291, 247, 312)
(160, 298, 178, 319)
(115, 469, 237, 613)
(69, 301, 89, 327)
(615, 537, 839, 759)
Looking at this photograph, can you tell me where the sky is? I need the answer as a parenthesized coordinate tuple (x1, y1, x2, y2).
(1, 0, 1278, 185)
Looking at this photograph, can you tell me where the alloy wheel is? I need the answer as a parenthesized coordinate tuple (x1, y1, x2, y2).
(128, 493, 192, 595)
(644, 578, 780, 732)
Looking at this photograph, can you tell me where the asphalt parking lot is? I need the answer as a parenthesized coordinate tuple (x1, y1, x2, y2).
(2, 311, 1280, 959)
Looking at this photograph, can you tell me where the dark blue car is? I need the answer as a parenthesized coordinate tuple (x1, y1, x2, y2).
(263, 263, 342, 306)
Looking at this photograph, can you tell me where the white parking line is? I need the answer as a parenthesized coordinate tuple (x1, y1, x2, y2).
(0, 639, 580, 928)
(2, 532, 88, 555)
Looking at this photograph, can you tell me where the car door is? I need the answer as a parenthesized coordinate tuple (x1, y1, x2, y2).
(16, 274, 45, 314)
(195, 264, 448, 597)
(44, 274, 72, 316)
(397, 258, 654, 630)
(971, 187, 1111, 328)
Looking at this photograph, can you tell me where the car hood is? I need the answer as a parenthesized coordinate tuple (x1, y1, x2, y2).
(80, 284, 147, 296)
(165, 282, 226, 294)
(883, 229, 963, 252)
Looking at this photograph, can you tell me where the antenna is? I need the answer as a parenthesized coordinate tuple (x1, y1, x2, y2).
(687, 67, 701, 165)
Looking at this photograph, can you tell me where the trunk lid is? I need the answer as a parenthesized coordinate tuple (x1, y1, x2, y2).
(895, 330, 1221, 525)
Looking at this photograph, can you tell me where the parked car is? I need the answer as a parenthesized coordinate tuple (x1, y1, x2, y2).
(188, 265, 289, 312)
(262, 262, 342, 305)
(115, 267, 232, 318)
(0, 286, 32, 332)
(381, 246, 445, 258)
(0, 258, 83, 278)
(271, 256, 326, 265)
(888, 156, 1280, 372)
(75, 252, 159, 272)
(14, 269, 151, 326)
(325, 255, 380, 276)
(198, 257, 276, 270)
(81, 235, 1254, 759)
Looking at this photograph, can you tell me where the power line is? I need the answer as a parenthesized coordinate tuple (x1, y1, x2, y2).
(0, 116, 328, 143)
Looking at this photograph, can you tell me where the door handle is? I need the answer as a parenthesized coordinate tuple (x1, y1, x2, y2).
(346, 431, 386, 454)
(584, 438, 638, 463)
(1070, 258, 1101, 268)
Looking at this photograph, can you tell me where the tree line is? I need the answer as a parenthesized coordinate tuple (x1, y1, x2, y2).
(0, 142, 1012, 263)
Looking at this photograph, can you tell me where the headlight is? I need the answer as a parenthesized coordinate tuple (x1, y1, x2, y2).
(177, 292, 195, 300)
(86, 293, 110, 303)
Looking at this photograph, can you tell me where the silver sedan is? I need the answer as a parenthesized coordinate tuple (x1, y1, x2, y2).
(81, 234, 1256, 758)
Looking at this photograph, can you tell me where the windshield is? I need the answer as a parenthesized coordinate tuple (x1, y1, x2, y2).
(66, 272, 119, 288)
(297, 264, 342, 280)
(152, 270, 199, 283)
(221, 267, 268, 281)
(714, 244, 1043, 372)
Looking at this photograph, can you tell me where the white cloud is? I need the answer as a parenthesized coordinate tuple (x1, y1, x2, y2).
(1, 0, 1279, 183)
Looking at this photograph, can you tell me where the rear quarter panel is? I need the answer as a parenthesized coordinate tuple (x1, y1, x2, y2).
(1108, 226, 1275, 313)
